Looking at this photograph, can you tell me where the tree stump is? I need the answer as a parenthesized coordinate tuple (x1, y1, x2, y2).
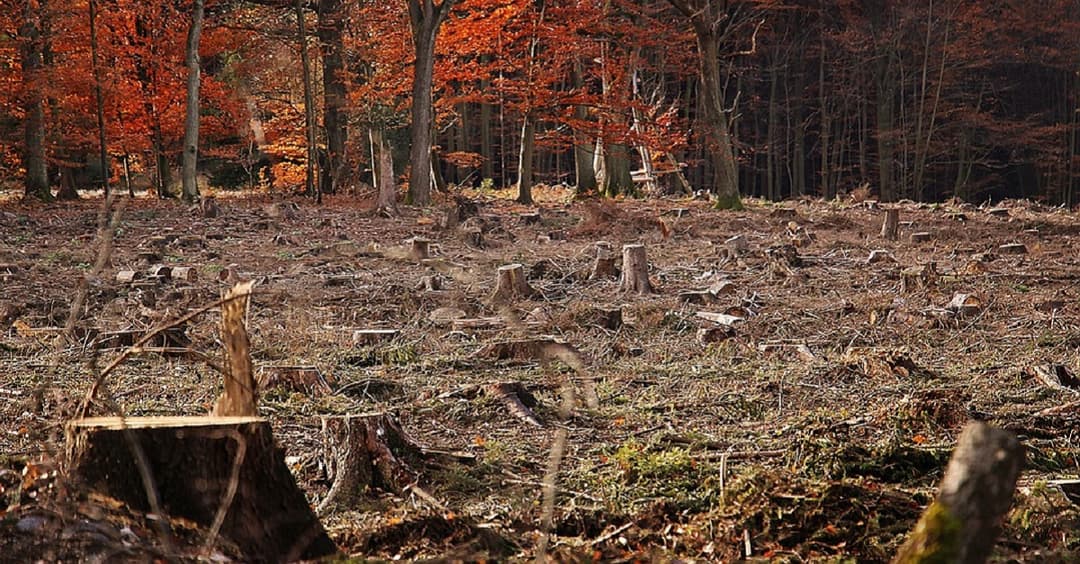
(589, 242, 617, 280)
(893, 422, 1023, 564)
(318, 413, 424, 513)
(490, 263, 534, 303)
(66, 416, 337, 562)
(619, 244, 653, 294)
(408, 238, 431, 261)
(881, 208, 900, 240)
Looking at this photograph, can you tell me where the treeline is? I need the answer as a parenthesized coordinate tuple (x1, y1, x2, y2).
(2, 0, 1078, 206)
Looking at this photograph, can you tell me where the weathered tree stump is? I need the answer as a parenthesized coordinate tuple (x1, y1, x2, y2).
(893, 422, 1023, 564)
(318, 413, 424, 513)
(462, 227, 484, 248)
(66, 416, 337, 562)
(619, 244, 653, 294)
(490, 263, 534, 303)
(408, 238, 431, 261)
(201, 196, 220, 218)
(589, 242, 617, 280)
(881, 208, 900, 240)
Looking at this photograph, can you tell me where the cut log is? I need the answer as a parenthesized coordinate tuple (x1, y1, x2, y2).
(66, 416, 337, 562)
(893, 422, 1023, 564)
(998, 243, 1027, 255)
(318, 413, 424, 513)
(696, 311, 745, 326)
(619, 244, 653, 294)
(880, 208, 900, 240)
(116, 270, 141, 284)
(486, 382, 542, 427)
(212, 281, 257, 417)
(911, 232, 932, 243)
(491, 263, 534, 303)
(519, 212, 543, 225)
(352, 329, 400, 346)
(679, 290, 717, 305)
(171, 266, 197, 282)
(148, 264, 172, 281)
(590, 242, 617, 280)
(408, 238, 431, 261)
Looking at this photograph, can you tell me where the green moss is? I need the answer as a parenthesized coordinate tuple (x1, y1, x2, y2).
(893, 501, 962, 564)
(713, 193, 745, 211)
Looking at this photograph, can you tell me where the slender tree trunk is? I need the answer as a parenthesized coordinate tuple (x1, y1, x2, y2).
(181, 0, 205, 203)
(296, 0, 320, 202)
(318, 0, 346, 195)
(88, 0, 108, 198)
(571, 61, 597, 194)
(517, 117, 536, 204)
(134, 12, 171, 198)
(20, 0, 50, 201)
(406, 0, 457, 206)
(819, 17, 831, 198)
(371, 128, 398, 216)
(767, 63, 779, 200)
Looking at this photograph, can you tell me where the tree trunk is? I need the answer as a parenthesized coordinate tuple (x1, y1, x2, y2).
(517, 116, 536, 204)
(20, 0, 50, 201)
(571, 62, 597, 195)
(88, 0, 108, 198)
(134, 11, 171, 198)
(318, 0, 346, 196)
(371, 128, 399, 216)
(181, 0, 205, 203)
(696, 31, 742, 209)
(406, 0, 457, 206)
(295, 0, 320, 203)
(601, 143, 634, 197)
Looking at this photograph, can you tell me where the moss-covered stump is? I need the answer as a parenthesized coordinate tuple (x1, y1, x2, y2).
(893, 421, 1023, 564)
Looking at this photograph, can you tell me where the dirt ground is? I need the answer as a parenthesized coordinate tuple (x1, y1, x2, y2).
(2, 188, 1080, 562)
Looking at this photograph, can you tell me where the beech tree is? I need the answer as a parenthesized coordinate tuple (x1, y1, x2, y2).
(181, 0, 206, 202)
(406, 0, 458, 206)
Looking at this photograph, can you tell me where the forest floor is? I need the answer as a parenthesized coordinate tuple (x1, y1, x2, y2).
(2, 187, 1080, 562)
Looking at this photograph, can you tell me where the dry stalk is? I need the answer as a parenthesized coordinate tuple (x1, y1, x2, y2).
(58, 192, 126, 350)
(535, 373, 576, 562)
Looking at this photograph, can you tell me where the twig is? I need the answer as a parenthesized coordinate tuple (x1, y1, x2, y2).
(203, 429, 246, 555)
(77, 292, 258, 419)
(589, 522, 633, 546)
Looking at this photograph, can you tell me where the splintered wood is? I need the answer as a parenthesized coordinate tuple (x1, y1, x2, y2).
(212, 281, 258, 417)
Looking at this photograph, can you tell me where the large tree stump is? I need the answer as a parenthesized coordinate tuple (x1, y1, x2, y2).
(893, 422, 1023, 564)
(619, 244, 653, 294)
(881, 208, 900, 240)
(490, 263, 534, 303)
(66, 416, 336, 562)
(318, 413, 424, 513)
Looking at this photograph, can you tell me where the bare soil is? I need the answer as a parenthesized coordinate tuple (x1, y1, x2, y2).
(2, 189, 1080, 562)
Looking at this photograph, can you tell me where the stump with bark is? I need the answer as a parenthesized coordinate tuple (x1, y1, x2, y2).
(619, 244, 653, 294)
(408, 238, 431, 261)
(66, 416, 336, 562)
(893, 422, 1023, 564)
(881, 208, 900, 240)
(490, 263, 534, 303)
(318, 413, 425, 513)
(589, 242, 617, 280)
